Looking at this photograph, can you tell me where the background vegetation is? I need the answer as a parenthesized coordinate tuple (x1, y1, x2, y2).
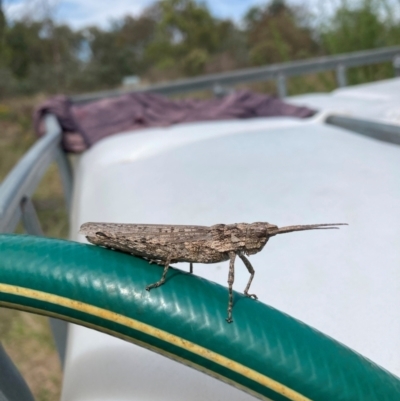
(0, 0, 399, 98)
(0, 0, 399, 400)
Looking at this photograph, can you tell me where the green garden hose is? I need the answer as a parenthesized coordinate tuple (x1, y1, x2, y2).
(0, 234, 399, 401)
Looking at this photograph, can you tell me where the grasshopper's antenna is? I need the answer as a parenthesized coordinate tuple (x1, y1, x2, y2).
(269, 223, 347, 236)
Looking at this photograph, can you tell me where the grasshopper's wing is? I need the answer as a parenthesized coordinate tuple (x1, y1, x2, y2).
(80, 223, 213, 243)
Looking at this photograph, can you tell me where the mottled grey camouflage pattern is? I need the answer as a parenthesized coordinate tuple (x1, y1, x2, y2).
(80, 221, 346, 322)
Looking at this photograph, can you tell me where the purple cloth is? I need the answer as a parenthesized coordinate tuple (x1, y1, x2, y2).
(34, 91, 316, 153)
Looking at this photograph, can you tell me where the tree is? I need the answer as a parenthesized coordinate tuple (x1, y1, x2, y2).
(244, 0, 318, 66)
(145, 0, 220, 76)
(0, 0, 5, 51)
(319, 0, 396, 86)
(321, 0, 387, 54)
(82, 13, 157, 88)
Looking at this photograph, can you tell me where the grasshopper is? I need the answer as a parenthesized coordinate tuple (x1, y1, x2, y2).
(80, 221, 346, 322)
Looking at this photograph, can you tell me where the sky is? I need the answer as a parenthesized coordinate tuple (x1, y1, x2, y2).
(2, 0, 330, 30)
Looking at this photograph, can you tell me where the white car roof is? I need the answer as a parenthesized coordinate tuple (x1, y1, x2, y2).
(64, 89, 400, 400)
(288, 77, 400, 125)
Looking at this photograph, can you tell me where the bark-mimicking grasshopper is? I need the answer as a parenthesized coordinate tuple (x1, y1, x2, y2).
(80, 222, 347, 322)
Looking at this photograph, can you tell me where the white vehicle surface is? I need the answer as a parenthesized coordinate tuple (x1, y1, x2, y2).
(288, 77, 400, 125)
(62, 79, 400, 399)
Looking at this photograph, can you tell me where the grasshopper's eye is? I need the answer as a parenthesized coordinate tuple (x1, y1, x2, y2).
(255, 230, 265, 238)
(96, 232, 108, 238)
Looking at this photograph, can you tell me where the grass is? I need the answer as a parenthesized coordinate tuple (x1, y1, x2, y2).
(0, 95, 66, 401)
(0, 309, 62, 401)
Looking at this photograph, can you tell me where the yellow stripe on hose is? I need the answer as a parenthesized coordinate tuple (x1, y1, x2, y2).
(0, 283, 311, 401)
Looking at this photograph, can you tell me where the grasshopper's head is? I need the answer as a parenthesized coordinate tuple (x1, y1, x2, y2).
(244, 222, 278, 255)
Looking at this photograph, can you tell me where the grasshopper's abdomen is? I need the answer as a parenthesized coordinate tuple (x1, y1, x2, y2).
(86, 235, 228, 264)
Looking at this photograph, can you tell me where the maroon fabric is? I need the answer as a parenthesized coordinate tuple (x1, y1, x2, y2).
(34, 91, 316, 153)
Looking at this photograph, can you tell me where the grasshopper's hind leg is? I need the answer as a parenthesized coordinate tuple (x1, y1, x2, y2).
(239, 253, 258, 300)
(146, 257, 171, 291)
(226, 252, 236, 323)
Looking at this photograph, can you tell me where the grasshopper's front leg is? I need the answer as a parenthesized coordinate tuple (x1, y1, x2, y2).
(146, 257, 172, 291)
(238, 253, 258, 300)
(226, 252, 236, 323)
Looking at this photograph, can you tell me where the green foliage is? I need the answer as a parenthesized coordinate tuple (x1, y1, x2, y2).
(5, 21, 32, 78)
(144, 0, 221, 75)
(319, 0, 399, 86)
(0, 0, 399, 97)
(181, 48, 209, 75)
(0, 0, 6, 55)
(244, 0, 318, 65)
(83, 14, 157, 87)
(321, 0, 390, 53)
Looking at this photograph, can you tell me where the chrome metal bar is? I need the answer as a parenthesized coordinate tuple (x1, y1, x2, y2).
(0, 115, 63, 233)
(48, 319, 68, 368)
(46, 113, 73, 212)
(20, 197, 44, 236)
(72, 46, 400, 103)
(336, 64, 347, 87)
(276, 73, 287, 98)
(56, 149, 73, 211)
(393, 55, 400, 77)
(326, 115, 400, 146)
(0, 343, 36, 401)
(212, 83, 233, 98)
(0, 208, 21, 234)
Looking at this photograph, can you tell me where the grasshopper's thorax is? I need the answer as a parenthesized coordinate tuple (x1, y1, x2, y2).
(213, 222, 277, 255)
